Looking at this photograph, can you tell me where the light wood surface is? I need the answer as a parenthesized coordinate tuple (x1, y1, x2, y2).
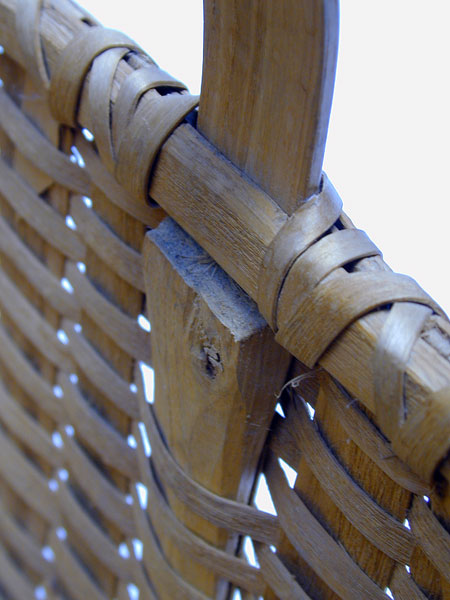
(199, 0, 339, 213)
(143, 219, 290, 596)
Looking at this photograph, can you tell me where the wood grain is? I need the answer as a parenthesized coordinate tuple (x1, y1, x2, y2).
(143, 219, 290, 597)
(199, 0, 339, 213)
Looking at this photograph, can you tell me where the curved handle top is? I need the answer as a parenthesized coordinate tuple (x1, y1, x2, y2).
(198, 0, 339, 214)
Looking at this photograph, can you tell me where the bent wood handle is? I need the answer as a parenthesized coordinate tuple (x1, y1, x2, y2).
(198, 0, 339, 214)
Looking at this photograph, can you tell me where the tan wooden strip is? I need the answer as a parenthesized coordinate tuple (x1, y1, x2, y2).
(258, 177, 343, 327)
(59, 372, 138, 479)
(278, 367, 411, 600)
(0, 86, 89, 194)
(48, 26, 140, 127)
(130, 487, 211, 600)
(61, 429, 135, 537)
(374, 302, 433, 439)
(75, 132, 165, 227)
(0, 267, 72, 370)
(0, 156, 85, 261)
(0, 216, 80, 321)
(87, 46, 130, 172)
(66, 261, 149, 361)
(269, 413, 302, 472)
(265, 452, 388, 600)
(0, 323, 65, 423)
(289, 401, 414, 563)
(0, 379, 61, 468)
(116, 582, 132, 600)
(0, 545, 36, 600)
(134, 425, 265, 596)
(199, 1, 338, 213)
(49, 531, 109, 600)
(63, 319, 139, 419)
(256, 543, 312, 600)
(279, 271, 439, 368)
(137, 387, 280, 545)
(277, 371, 414, 598)
(328, 379, 430, 495)
(277, 227, 381, 332)
(409, 497, 450, 578)
(0, 429, 58, 524)
(149, 125, 286, 298)
(14, 0, 50, 88)
(0, 497, 52, 578)
(111, 63, 186, 151)
(115, 90, 199, 200)
(71, 195, 144, 291)
(390, 565, 428, 600)
(129, 560, 158, 600)
(57, 479, 130, 580)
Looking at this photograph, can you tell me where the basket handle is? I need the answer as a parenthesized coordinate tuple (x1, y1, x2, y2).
(198, 0, 339, 214)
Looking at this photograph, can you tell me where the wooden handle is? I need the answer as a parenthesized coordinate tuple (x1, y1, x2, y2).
(198, 0, 339, 214)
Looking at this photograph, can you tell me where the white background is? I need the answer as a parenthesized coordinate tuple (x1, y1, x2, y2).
(81, 0, 450, 313)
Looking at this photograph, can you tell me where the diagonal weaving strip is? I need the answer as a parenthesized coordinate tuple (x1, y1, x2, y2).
(14, 0, 51, 88)
(286, 400, 415, 562)
(265, 451, 388, 600)
(133, 423, 266, 596)
(0, 87, 90, 194)
(48, 24, 198, 199)
(136, 381, 281, 545)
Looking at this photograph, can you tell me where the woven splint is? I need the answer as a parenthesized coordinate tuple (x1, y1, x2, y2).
(0, 1, 449, 599)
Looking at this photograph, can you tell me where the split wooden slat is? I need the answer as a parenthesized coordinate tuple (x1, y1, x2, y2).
(256, 544, 313, 600)
(0, 268, 72, 370)
(57, 479, 131, 580)
(0, 546, 36, 600)
(62, 318, 140, 419)
(59, 372, 139, 478)
(70, 195, 144, 291)
(0, 430, 59, 525)
(133, 424, 266, 596)
(0, 156, 85, 261)
(130, 486, 212, 600)
(60, 429, 136, 538)
(0, 324, 65, 423)
(49, 531, 109, 600)
(328, 378, 430, 496)
(0, 86, 89, 194)
(389, 565, 429, 600)
(265, 451, 388, 600)
(137, 390, 280, 545)
(66, 261, 149, 361)
(0, 497, 52, 578)
(0, 216, 79, 320)
(409, 497, 450, 582)
(288, 400, 414, 562)
(0, 380, 62, 468)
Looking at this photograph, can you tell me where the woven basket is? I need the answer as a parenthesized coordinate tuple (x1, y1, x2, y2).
(0, 1, 449, 599)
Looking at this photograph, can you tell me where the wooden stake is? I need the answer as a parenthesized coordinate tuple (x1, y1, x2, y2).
(143, 218, 291, 597)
